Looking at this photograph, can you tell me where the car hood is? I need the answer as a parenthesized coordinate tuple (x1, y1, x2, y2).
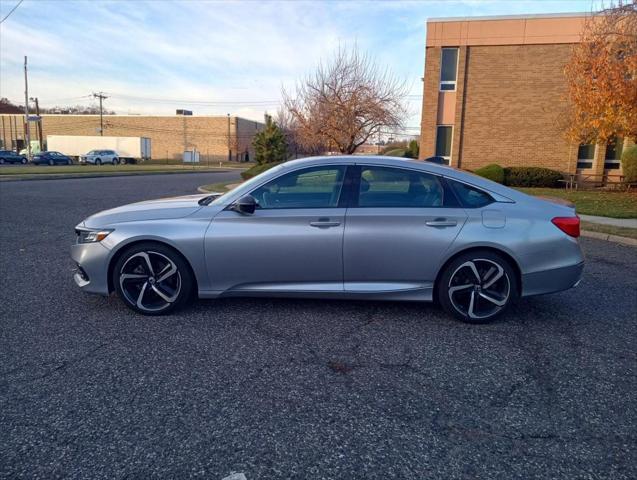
(82, 193, 215, 227)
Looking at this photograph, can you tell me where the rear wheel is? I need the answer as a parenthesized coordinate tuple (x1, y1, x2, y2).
(112, 157, 119, 165)
(112, 243, 194, 315)
(48, 159, 54, 166)
(0, 159, 4, 165)
(438, 250, 518, 324)
(21, 157, 27, 164)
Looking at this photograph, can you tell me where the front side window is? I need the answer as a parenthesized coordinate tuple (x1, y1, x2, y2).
(577, 144, 595, 169)
(448, 180, 493, 208)
(356, 166, 444, 208)
(440, 48, 458, 91)
(604, 137, 623, 170)
(250, 166, 346, 209)
(435, 126, 453, 165)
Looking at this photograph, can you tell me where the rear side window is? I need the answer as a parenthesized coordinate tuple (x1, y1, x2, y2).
(356, 166, 444, 208)
(448, 180, 494, 208)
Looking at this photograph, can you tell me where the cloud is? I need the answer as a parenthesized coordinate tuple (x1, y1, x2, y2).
(1, 0, 594, 128)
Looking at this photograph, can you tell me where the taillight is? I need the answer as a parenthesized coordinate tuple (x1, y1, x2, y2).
(552, 216, 580, 238)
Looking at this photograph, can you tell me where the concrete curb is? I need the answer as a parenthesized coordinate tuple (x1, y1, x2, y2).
(0, 168, 243, 182)
(581, 230, 637, 247)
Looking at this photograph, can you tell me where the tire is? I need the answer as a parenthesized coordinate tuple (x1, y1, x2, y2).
(112, 242, 194, 315)
(438, 250, 518, 324)
(0, 159, 4, 165)
(112, 158, 119, 165)
(95, 159, 102, 165)
(66, 159, 72, 165)
(21, 158, 27, 164)
(48, 159, 54, 166)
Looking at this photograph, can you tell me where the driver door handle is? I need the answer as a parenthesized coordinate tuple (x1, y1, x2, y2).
(425, 218, 457, 227)
(310, 219, 341, 228)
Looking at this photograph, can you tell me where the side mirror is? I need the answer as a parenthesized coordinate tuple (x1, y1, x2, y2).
(230, 195, 257, 215)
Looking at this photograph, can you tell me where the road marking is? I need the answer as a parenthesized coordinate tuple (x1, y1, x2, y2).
(222, 473, 247, 480)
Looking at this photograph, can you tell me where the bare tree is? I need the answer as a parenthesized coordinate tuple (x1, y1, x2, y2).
(283, 45, 407, 154)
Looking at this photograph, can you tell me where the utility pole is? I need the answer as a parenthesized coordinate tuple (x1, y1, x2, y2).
(227, 113, 231, 162)
(23, 56, 31, 160)
(31, 97, 43, 151)
(92, 92, 108, 136)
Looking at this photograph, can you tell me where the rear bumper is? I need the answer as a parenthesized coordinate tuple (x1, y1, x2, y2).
(70, 242, 111, 295)
(521, 261, 584, 297)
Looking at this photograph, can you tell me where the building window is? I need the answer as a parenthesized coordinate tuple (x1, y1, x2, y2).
(577, 144, 595, 169)
(435, 125, 453, 165)
(439, 48, 459, 91)
(604, 137, 623, 170)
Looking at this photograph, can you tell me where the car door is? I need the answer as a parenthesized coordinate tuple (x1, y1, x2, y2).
(343, 165, 467, 294)
(204, 164, 350, 294)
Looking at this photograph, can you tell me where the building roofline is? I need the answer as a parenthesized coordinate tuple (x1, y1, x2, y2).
(427, 12, 590, 23)
(0, 113, 265, 123)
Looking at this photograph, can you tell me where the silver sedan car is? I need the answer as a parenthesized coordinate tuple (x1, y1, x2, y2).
(71, 156, 584, 323)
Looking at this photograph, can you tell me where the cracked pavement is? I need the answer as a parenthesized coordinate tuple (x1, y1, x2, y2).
(1, 172, 636, 479)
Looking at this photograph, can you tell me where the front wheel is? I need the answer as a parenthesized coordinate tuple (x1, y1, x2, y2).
(438, 250, 518, 324)
(95, 159, 102, 165)
(21, 158, 27, 164)
(112, 158, 119, 165)
(112, 243, 194, 315)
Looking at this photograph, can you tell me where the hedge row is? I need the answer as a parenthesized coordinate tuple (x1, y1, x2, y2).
(474, 164, 563, 188)
(622, 145, 637, 183)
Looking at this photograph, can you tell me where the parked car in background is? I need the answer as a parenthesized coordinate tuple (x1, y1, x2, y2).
(31, 151, 73, 165)
(80, 150, 120, 165)
(71, 156, 584, 322)
(48, 135, 151, 163)
(0, 150, 28, 164)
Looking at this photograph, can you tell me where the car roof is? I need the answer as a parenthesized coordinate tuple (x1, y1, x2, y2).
(279, 155, 524, 202)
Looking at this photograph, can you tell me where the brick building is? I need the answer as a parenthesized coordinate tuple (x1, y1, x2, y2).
(0, 114, 264, 162)
(419, 12, 633, 177)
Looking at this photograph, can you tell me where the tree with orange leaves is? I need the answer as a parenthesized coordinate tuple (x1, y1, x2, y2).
(564, 1, 637, 143)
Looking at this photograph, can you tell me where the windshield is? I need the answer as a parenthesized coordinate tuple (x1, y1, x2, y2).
(211, 163, 286, 205)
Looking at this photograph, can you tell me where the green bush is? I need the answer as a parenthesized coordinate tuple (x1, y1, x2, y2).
(503, 166, 563, 188)
(474, 164, 505, 183)
(403, 140, 420, 159)
(621, 145, 637, 183)
(240, 160, 285, 180)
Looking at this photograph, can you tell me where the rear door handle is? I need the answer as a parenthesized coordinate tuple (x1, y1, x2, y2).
(425, 219, 457, 227)
(310, 219, 341, 228)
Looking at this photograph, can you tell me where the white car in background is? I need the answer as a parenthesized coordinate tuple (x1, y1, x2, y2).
(80, 149, 120, 165)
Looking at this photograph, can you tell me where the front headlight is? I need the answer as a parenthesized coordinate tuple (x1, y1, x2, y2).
(76, 228, 113, 243)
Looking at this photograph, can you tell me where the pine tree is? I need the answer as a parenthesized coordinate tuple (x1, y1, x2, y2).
(252, 115, 288, 164)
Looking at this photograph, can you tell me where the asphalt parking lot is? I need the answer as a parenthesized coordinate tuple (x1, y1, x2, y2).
(1, 172, 636, 479)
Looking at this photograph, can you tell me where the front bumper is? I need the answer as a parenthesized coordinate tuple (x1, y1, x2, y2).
(70, 241, 112, 295)
(521, 261, 584, 297)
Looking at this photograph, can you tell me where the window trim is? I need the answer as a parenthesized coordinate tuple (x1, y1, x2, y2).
(348, 164, 457, 209)
(439, 47, 459, 92)
(246, 164, 350, 210)
(435, 125, 454, 165)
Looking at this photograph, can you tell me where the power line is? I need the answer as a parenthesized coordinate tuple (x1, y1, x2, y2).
(0, 0, 24, 24)
(105, 92, 282, 106)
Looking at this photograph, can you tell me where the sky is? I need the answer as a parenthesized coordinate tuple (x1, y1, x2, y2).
(0, 0, 599, 137)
